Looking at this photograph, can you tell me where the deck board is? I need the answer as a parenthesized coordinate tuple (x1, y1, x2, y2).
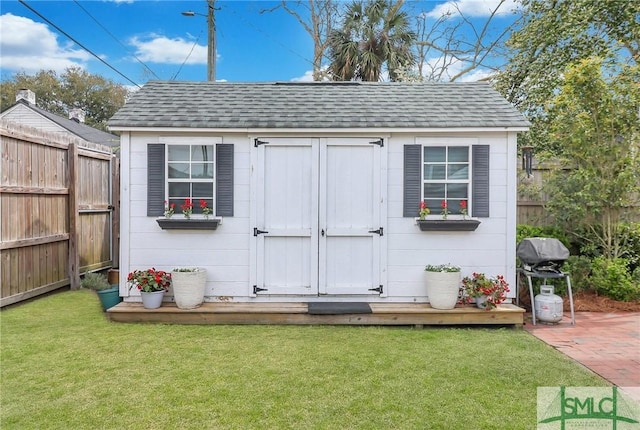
(107, 302, 524, 327)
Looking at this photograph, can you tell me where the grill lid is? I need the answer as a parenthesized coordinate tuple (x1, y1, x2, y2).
(517, 237, 570, 272)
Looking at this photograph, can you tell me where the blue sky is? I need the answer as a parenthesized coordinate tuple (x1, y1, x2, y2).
(0, 0, 518, 88)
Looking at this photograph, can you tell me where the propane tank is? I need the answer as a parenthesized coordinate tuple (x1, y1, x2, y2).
(535, 285, 563, 323)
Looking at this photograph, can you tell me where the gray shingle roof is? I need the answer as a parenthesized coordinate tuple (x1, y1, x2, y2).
(108, 81, 530, 130)
(9, 100, 120, 147)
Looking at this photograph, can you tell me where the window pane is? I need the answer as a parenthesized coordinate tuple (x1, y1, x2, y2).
(168, 163, 189, 179)
(424, 147, 445, 162)
(425, 200, 441, 213)
(192, 183, 214, 197)
(424, 165, 446, 180)
(448, 147, 468, 162)
(168, 182, 190, 197)
(447, 164, 468, 180)
(168, 145, 190, 161)
(447, 199, 468, 214)
(447, 183, 468, 198)
(424, 183, 445, 198)
(192, 163, 214, 179)
(191, 145, 213, 162)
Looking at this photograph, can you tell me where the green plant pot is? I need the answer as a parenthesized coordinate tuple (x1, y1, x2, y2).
(96, 286, 122, 311)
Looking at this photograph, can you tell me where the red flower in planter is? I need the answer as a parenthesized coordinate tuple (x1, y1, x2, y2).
(460, 200, 468, 218)
(419, 201, 430, 220)
(127, 268, 171, 293)
(200, 199, 212, 218)
(180, 198, 193, 219)
(440, 200, 449, 219)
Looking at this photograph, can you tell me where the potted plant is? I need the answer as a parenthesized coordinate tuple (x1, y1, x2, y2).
(127, 268, 171, 309)
(81, 272, 121, 311)
(424, 264, 461, 309)
(415, 200, 481, 231)
(171, 267, 207, 309)
(156, 198, 221, 230)
(461, 272, 510, 310)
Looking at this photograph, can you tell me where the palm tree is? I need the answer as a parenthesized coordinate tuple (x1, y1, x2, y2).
(328, 0, 416, 81)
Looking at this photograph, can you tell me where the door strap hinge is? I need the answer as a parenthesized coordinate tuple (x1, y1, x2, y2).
(254, 228, 269, 236)
(254, 139, 269, 147)
(253, 285, 268, 294)
(368, 227, 383, 236)
(369, 138, 384, 147)
(369, 285, 383, 294)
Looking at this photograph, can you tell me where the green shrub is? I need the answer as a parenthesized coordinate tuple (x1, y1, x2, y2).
(80, 272, 111, 291)
(559, 255, 593, 294)
(572, 223, 640, 271)
(516, 225, 571, 250)
(590, 257, 640, 302)
(619, 223, 640, 272)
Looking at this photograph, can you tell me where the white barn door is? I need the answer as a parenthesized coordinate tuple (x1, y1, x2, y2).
(253, 137, 385, 296)
(254, 138, 319, 295)
(319, 138, 383, 295)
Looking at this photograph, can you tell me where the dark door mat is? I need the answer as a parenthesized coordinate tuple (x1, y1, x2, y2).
(307, 302, 372, 315)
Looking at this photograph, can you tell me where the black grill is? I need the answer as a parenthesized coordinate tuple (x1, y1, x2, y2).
(516, 237, 570, 274)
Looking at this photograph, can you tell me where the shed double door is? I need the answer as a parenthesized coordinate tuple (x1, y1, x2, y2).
(253, 137, 385, 296)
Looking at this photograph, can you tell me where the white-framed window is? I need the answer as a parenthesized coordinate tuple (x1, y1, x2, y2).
(422, 145, 470, 214)
(167, 144, 214, 214)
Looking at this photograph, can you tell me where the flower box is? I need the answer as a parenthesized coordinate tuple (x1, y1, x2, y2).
(416, 219, 481, 231)
(156, 218, 221, 230)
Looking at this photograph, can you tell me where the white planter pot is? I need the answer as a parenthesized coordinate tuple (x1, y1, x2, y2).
(140, 290, 164, 309)
(171, 269, 207, 309)
(476, 295, 488, 309)
(425, 271, 461, 310)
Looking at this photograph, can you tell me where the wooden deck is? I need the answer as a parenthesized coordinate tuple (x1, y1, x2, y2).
(107, 302, 525, 327)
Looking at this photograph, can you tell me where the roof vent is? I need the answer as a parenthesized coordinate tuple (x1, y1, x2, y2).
(16, 89, 36, 105)
(68, 108, 86, 124)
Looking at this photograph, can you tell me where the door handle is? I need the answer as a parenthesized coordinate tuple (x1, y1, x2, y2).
(368, 227, 384, 236)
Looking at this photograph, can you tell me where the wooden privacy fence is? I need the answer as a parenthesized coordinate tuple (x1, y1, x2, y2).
(0, 120, 119, 307)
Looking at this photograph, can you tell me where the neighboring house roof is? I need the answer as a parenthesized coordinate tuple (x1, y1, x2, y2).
(108, 81, 530, 130)
(1, 99, 120, 147)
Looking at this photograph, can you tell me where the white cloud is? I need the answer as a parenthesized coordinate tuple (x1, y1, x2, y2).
(425, 0, 518, 19)
(130, 35, 205, 64)
(290, 66, 331, 82)
(129, 34, 222, 66)
(0, 13, 90, 74)
(419, 55, 495, 82)
(290, 70, 315, 82)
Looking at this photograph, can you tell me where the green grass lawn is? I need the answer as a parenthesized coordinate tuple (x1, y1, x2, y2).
(1, 290, 606, 429)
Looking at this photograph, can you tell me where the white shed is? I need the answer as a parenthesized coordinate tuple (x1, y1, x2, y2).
(108, 81, 529, 305)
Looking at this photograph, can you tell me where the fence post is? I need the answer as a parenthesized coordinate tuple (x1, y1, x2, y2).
(112, 156, 120, 269)
(68, 142, 80, 290)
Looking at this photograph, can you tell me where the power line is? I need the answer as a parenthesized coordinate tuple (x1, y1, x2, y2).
(171, 29, 205, 80)
(18, 0, 141, 88)
(72, 0, 160, 80)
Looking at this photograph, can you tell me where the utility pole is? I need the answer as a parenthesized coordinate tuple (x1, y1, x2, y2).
(182, 0, 216, 81)
(207, 0, 215, 82)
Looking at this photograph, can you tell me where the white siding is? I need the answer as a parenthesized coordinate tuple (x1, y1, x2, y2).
(121, 130, 518, 303)
(1, 104, 67, 133)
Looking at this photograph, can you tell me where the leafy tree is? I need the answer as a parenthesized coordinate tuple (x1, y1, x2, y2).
(494, 0, 639, 155)
(1, 67, 129, 131)
(328, 0, 416, 81)
(544, 58, 640, 259)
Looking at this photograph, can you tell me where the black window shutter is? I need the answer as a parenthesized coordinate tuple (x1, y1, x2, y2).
(216, 144, 234, 216)
(403, 145, 422, 217)
(147, 144, 165, 216)
(472, 145, 490, 217)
